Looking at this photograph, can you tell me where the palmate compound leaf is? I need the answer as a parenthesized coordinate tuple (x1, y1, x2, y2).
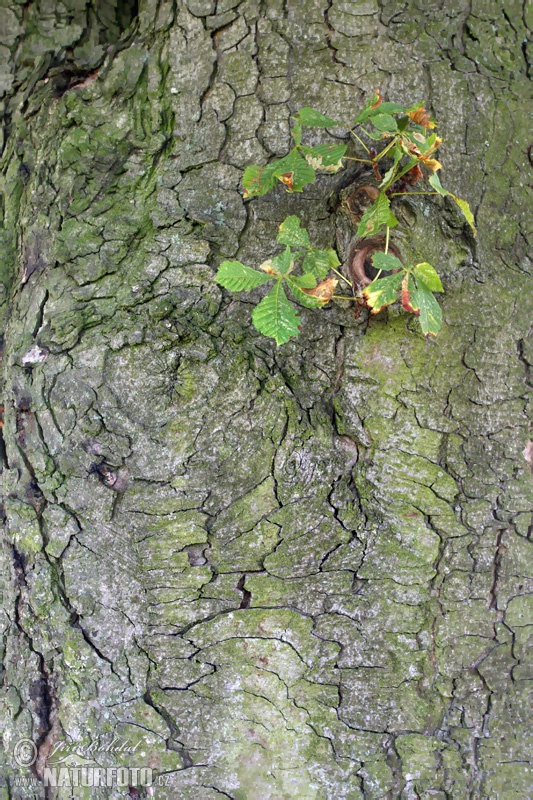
(251, 280, 301, 346)
(357, 191, 395, 238)
(215, 261, 274, 291)
(363, 272, 404, 313)
(277, 216, 311, 248)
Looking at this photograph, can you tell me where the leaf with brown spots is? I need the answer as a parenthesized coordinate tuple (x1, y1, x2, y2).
(278, 173, 294, 190)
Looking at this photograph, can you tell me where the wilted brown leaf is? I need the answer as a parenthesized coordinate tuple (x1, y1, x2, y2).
(405, 164, 423, 185)
(302, 277, 338, 302)
(408, 107, 435, 128)
(419, 156, 442, 171)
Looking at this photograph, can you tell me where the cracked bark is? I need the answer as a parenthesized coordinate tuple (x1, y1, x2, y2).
(0, 1, 531, 798)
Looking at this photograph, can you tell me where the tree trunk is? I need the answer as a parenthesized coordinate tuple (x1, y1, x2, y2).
(0, 1, 531, 798)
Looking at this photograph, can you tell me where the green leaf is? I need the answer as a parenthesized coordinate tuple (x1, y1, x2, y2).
(371, 113, 398, 134)
(392, 155, 419, 183)
(411, 277, 442, 336)
(271, 150, 316, 192)
(428, 171, 448, 196)
(450, 194, 477, 236)
(412, 262, 443, 292)
(371, 252, 403, 271)
(397, 115, 410, 132)
(375, 102, 408, 115)
(355, 102, 408, 127)
(353, 93, 382, 124)
(300, 143, 347, 172)
(363, 272, 403, 313)
(242, 147, 318, 197)
(387, 210, 399, 228)
(379, 145, 403, 189)
(302, 250, 331, 279)
(325, 248, 341, 268)
(363, 128, 389, 141)
(290, 273, 316, 288)
(294, 107, 339, 127)
(286, 276, 325, 309)
(277, 216, 311, 248)
(252, 281, 301, 345)
(215, 261, 274, 291)
(357, 192, 392, 238)
(270, 246, 294, 275)
(291, 122, 302, 146)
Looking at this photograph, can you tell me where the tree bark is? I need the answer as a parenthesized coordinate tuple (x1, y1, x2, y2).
(0, 1, 531, 798)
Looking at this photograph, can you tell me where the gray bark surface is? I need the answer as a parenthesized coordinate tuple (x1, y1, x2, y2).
(0, 1, 531, 798)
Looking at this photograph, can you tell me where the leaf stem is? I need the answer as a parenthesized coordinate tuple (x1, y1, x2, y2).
(332, 295, 357, 301)
(349, 129, 371, 154)
(342, 156, 374, 164)
(374, 138, 398, 162)
(330, 266, 353, 287)
(371, 225, 390, 282)
(390, 191, 441, 196)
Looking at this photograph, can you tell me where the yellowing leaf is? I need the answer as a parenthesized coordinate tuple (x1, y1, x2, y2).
(363, 272, 403, 313)
(421, 156, 442, 171)
(411, 278, 442, 336)
(412, 262, 443, 292)
(450, 194, 477, 236)
(259, 259, 276, 274)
